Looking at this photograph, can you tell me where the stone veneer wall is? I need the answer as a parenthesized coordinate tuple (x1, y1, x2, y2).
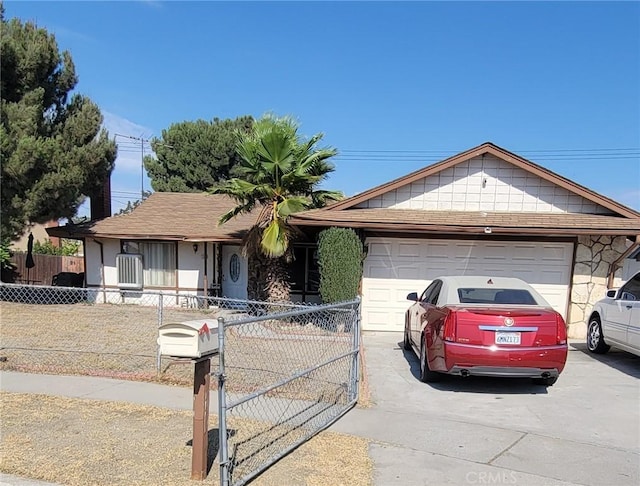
(568, 235, 628, 338)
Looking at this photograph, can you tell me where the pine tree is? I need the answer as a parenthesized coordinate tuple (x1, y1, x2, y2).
(0, 6, 116, 240)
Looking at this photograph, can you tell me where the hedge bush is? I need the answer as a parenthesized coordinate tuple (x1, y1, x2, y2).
(317, 227, 364, 303)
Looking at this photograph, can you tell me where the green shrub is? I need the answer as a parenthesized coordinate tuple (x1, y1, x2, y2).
(317, 227, 364, 303)
(0, 238, 17, 282)
(33, 238, 80, 256)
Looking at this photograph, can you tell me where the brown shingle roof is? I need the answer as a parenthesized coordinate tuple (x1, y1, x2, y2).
(47, 193, 260, 242)
(290, 208, 640, 236)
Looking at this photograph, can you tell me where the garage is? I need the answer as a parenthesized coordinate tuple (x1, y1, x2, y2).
(290, 143, 640, 338)
(362, 237, 573, 332)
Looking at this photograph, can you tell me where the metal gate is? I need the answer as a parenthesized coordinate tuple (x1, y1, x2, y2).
(216, 299, 361, 486)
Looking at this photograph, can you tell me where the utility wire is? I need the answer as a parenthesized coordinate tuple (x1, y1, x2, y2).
(340, 147, 639, 154)
(113, 134, 173, 201)
(333, 155, 639, 162)
(333, 146, 639, 164)
(114, 133, 151, 200)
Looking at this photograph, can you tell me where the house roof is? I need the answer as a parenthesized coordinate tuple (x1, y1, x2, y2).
(46, 143, 640, 241)
(47, 192, 261, 242)
(289, 142, 640, 236)
(290, 208, 640, 236)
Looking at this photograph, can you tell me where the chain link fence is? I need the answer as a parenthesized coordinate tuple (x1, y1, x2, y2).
(0, 283, 361, 485)
(217, 299, 361, 486)
(0, 282, 310, 384)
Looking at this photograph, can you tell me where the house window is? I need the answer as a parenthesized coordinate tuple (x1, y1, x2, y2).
(122, 241, 176, 287)
(290, 246, 320, 296)
(229, 254, 240, 282)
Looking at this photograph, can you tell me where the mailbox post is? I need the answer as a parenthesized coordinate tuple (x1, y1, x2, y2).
(157, 319, 219, 481)
(191, 356, 211, 480)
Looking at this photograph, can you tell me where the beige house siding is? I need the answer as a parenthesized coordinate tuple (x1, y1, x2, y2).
(356, 155, 614, 214)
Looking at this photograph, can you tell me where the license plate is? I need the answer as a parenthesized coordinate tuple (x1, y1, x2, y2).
(495, 331, 521, 345)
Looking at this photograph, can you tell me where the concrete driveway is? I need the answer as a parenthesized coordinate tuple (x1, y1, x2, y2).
(331, 332, 639, 486)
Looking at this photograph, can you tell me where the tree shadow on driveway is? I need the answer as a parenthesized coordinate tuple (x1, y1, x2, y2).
(397, 341, 550, 395)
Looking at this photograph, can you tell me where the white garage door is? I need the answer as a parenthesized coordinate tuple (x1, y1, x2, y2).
(362, 237, 573, 332)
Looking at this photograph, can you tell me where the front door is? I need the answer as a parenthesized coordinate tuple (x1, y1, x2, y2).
(221, 245, 248, 300)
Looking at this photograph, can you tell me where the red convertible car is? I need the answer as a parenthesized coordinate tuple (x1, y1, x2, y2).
(404, 276, 568, 386)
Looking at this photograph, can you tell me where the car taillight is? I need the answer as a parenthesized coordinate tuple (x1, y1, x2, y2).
(443, 311, 457, 342)
(556, 314, 567, 345)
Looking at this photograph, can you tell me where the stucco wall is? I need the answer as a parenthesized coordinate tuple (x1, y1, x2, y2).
(568, 235, 627, 338)
(85, 238, 217, 294)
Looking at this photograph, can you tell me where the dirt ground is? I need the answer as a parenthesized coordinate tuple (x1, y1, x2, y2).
(0, 302, 365, 414)
(0, 300, 371, 484)
(0, 392, 372, 486)
(0, 301, 219, 383)
(0, 302, 357, 398)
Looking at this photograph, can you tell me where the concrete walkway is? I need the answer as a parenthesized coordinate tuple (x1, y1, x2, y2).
(2, 333, 639, 486)
(0, 474, 60, 486)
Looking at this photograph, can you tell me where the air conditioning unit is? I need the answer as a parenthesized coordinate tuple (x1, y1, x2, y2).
(116, 253, 143, 289)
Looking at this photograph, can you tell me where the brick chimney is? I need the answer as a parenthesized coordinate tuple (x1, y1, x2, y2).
(90, 174, 112, 221)
(44, 220, 61, 247)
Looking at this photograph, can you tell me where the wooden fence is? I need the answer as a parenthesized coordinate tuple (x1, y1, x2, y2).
(9, 253, 84, 286)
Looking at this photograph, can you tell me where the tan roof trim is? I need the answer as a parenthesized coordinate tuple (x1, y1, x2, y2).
(293, 219, 639, 236)
(326, 142, 640, 218)
(46, 229, 244, 243)
(290, 208, 640, 236)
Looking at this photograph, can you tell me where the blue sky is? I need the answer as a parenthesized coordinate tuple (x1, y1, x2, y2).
(6, 0, 640, 213)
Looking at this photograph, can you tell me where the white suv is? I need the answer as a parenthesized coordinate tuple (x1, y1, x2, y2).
(587, 271, 640, 357)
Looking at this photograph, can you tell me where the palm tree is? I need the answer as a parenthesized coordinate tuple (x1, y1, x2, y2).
(211, 115, 342, 302)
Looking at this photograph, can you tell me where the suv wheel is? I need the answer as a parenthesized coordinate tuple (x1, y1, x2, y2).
(587, 316, 610, 354)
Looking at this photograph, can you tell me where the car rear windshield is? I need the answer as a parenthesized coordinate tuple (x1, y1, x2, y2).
(458, 288, 538, 305)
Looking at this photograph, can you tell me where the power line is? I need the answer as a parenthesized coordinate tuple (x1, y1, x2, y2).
(334, 153, 640, 158)
(333, 155, 639, 162)
(111, 191, 143, 197)
(114, 133, 151, 201)
(340, 147, 639, 154)
(333, 145, 640, 163)
(336, 147, 640, 164)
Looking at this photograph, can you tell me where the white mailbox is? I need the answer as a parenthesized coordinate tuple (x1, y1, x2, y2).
(158, 319, 219, 358)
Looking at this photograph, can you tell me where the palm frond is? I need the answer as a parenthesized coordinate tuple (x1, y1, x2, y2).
(309, 190, 344, 208)
(261, 219, 289, 258)
(210, 178, 257, 197)
(276, 196, 309, 218)
(304, 149, 337, 175)
(217, 201, 254, 225)
(220, 114, 340, 257)
(280, 170, 322, 189)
